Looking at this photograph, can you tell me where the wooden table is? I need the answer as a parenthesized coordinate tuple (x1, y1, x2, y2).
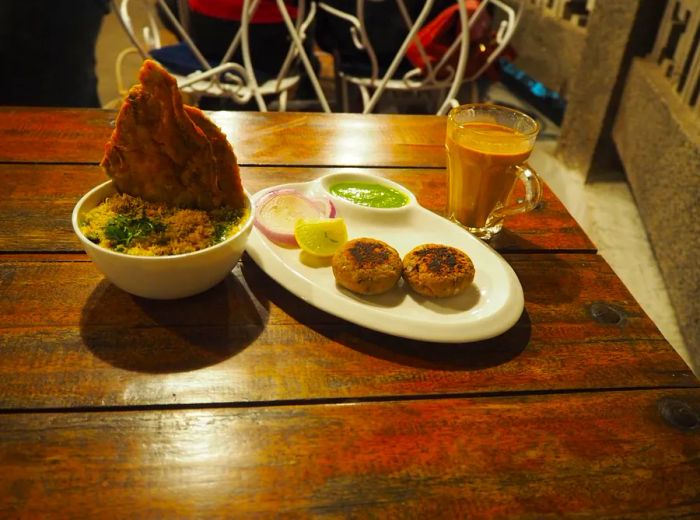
(1, 107, 698, 518)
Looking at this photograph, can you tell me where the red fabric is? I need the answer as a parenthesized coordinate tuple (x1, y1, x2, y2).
(406, 1, 509, 80)
(188, 0, 297, 24)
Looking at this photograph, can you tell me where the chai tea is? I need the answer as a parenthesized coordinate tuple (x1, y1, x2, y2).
(446, 119, 535, 233)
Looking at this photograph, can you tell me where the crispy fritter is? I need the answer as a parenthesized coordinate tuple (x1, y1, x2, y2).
(332, 238, 402, 295)
(402, 243, 474, 298)
(101, 59, 245, 210)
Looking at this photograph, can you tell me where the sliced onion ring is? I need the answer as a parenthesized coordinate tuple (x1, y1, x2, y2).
(254, 188, 336, 246)
(313, 196, 336, 219)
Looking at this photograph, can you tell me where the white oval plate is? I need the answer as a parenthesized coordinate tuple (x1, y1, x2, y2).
(245, 172, 524, 343)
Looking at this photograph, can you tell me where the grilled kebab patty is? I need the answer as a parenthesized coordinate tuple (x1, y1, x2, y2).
(332, 238, 402, 295)
(402, 243, 475, 298)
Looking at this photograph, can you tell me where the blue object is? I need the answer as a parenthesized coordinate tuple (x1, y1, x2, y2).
(149, 43, 211, 77)
(150, 42, 275, 82)
(498, 58, 566, 124)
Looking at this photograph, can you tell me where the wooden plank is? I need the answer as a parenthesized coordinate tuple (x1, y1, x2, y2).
(0, 164, 596, 254)
(0, 254, 695, 410)
(0, 108, 448, 168)
(1, 389, 699, 517)
(0, 108, 114, 164)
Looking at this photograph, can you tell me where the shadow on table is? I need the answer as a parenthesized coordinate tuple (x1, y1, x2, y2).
(330, 311, 531, 371)
(489, 227, 540, 253)
(241, 259, 530, 371)
(80, 271, 268, 373)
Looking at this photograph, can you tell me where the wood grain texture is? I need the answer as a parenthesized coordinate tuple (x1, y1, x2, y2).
(0, 164, 595, 254)
(1, 389, 699, 518)
(0, 254, 694, 410)
(0, 108, 447, 167)
(0, 108, 697, 517)
(0, 107, 114, 164)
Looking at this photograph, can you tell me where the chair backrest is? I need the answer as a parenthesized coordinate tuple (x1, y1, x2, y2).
(316, 0, 521, 114)
(110, 0, 330, 111)
(460, 0, 521, 83)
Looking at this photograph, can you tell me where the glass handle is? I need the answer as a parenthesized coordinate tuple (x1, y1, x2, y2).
(493, 163, 542, 219)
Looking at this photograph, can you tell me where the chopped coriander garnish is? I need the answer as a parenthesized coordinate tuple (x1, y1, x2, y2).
(104, 214, 166, 248)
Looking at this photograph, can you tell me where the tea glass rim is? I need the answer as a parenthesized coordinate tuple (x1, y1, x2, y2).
(447, 103, 541, 139)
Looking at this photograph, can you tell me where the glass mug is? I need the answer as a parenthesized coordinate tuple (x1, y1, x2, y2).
(446, 104, 542, 240)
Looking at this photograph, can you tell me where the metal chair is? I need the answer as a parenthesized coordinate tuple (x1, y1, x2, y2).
(111, 0, 330, 111)
(316, 0, 521, 114)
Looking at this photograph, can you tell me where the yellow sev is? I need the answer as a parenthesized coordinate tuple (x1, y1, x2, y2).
(80, 193, 249, 256)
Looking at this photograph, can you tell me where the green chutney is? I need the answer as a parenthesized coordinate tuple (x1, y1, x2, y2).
(329, 181, 409, 208)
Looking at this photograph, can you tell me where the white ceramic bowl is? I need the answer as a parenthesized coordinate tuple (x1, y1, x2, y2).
(72, 180, 254, 299)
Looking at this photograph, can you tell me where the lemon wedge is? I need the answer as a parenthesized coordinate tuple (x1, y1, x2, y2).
(294, 218, 348, 257)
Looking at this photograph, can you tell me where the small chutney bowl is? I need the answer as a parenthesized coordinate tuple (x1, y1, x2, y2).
(72, 180, 255, 299)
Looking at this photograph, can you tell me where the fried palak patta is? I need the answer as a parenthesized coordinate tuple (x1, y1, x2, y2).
(101, 59, 245, 210)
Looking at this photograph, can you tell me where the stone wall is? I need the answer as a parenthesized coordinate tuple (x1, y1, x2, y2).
(511, 0, 665, 178)
(555, 0, 643, 177)
(512, 0, 699, 349)
(509, 2, 587, 97)
(612, 1, 700, 354)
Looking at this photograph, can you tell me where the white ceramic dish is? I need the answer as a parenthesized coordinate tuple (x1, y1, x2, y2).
(72, 180, 254, 300)
(246, 172, 524, 343)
